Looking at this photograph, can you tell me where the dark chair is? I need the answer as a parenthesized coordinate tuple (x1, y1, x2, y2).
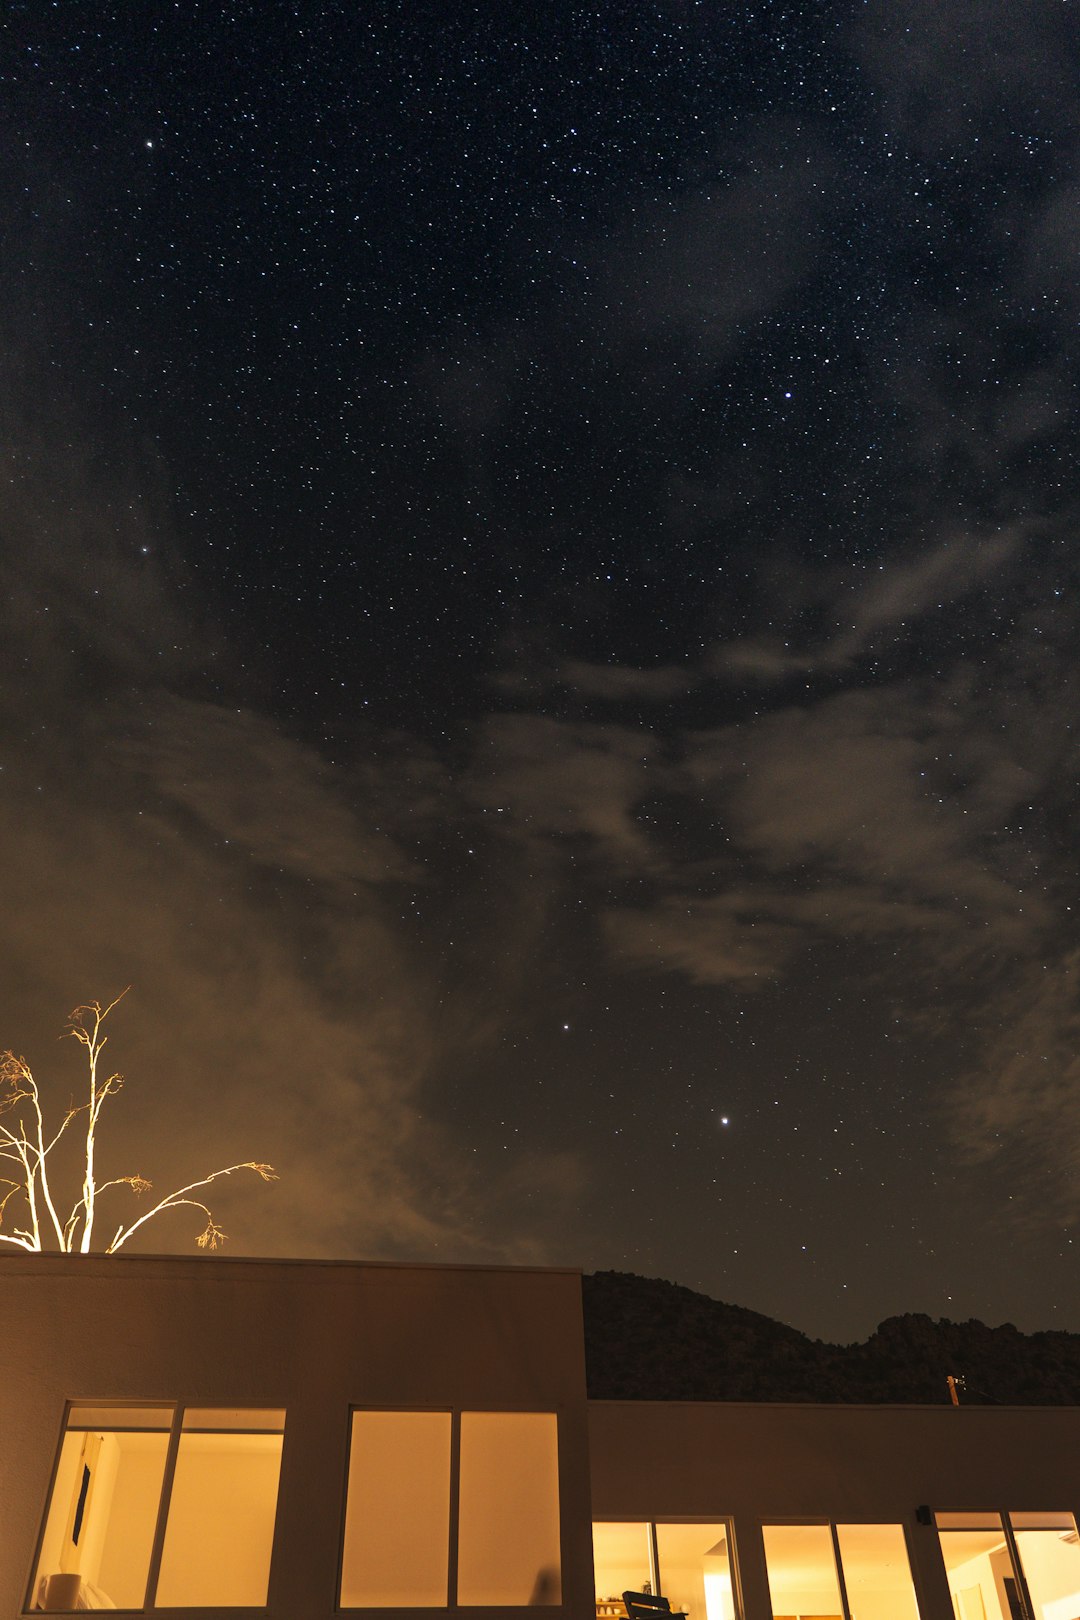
(623, 1592, 687, 1620)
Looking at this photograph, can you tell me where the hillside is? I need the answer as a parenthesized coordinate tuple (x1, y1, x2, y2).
(582, 1272, 1080, 1404)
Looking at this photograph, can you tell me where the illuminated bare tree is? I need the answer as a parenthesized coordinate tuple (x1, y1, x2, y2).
(0, 991, 276, 1253)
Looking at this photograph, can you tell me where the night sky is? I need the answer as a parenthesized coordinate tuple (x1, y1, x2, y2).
(3, 1, 1080, 1342)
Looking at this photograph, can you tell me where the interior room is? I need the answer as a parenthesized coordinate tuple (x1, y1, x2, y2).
(30, 1406, 284, 1611)
(592, 1521, 736, 1620)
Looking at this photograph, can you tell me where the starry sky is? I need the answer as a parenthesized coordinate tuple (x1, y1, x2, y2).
(3, 0, 1080, 1341)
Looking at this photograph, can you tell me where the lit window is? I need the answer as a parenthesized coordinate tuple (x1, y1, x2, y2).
(592, 1522, 737, 1620)
(1010, 1513, 1080, 1620)
(593, 1524, 655, 1613)
(340, 1411, 453, 1608)
(31, 1406, 171, 1611)
(656, 1524, 737, 1620)
(458, 1412, 561, 1606)
(763, 1523, 846, 1620)
(155, 1409, 285, 1607)
(937, 1512, 1080, 1620)
(340, 1409, 562, 1609)
(764, 1522, 919, 1620)
(835, 1524, 920, 1620)
(30, 1405, 285, 1612)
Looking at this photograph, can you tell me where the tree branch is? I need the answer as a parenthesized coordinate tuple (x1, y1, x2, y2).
(106, 1162, 277, 1252)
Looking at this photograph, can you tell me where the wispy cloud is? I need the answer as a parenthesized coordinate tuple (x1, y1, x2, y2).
(719, 531, 1023, 681)
(0, 436, 589, 1265)
(851, 0, 1077, 154)
(949, 953, 1080, 1223)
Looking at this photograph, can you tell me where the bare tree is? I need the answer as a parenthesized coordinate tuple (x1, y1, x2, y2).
(0, 991, 276, 1253)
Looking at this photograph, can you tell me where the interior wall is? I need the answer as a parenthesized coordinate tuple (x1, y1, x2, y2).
(155, 1437, 282, 1607)
(96, 1438, 167, 1607)
(33, 1431, 80, 1596)
(592, 1521, 652, 1604)
(1015, 1532, 1080, 1620)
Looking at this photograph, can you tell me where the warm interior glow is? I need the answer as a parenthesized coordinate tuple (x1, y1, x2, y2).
(835, 1524, 920, 1620)
(457, 1411, 562, 1606)
(592, 1521, 736, 1620)
(32, 1413, 171, 1611)
(764, 1521, 919, 1620)
(181, 1406, 286, 1431)
(593, 1522, 654, 1609)
(1012, 1518, 1080, 1620)
(31, 1405, 284, 1612)
(939, 1519, 1014, 1620)
(155, 1428, 284, 1607)
(340, 1410, 452, 1609)
(763, 1523, 844, 1620)
(656, 1522, 736, 1620)
(938, 1513, 1080, 1620)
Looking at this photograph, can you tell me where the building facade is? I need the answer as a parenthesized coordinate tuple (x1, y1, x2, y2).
(3, 1253, 1079, 1620)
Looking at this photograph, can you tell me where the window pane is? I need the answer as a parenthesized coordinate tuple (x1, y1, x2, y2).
(155, 1415, 284, 1607)
(1012, 1518, 1080, 1620)
(593, 1524, 654, 1615)
(66, 1405, 172, 1432)
(458, 1412, 562, 1606)
(182, 1406, 286, 1432)
(836, 1525, 920, 1620)
(763, 1525, 844, 1620)
(937, 1521, 1016, 1620)
(656, 1523, 737, 1620)
(938, 1515, 1005, 1532)
(340, 1410, 451, 1608)
(32, 1415, 169, 1611)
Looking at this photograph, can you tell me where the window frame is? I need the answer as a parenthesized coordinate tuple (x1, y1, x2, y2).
(338, 1405, 564, 1612)
(933, 1508, 1080, 1620)
(591, 1516, 743, 1620)
(759, 1516, 923, 1620)
(26, 1401, 286, 1614)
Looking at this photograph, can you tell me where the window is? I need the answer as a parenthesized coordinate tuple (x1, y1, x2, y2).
(1010, 1513, 1080, 1620)
(763, 1524, 845, 1620)
(32, 1406, 171, 1611)
(592, 1522, 737, 1620)
(593, 1524, 655, 1613)
(835, 1525, 921, 1620)
(30, 1405, 285, 1612)
(937, 1512, 1080, 1620)
(340, 1411, 452, 1608)
(458, 1412, 561, 1606)
(340, 1410, 562, 1609)
(763, 1522, 919, 1620)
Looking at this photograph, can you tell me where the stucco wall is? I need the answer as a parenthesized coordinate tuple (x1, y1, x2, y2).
(0, 1253, 592, 1619)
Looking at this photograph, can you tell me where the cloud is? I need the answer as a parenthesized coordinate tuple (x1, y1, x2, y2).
(605, 891, 802, 988)
(467, 714, 663, 867)
(495, 658, 691, 703)
(591, 124, 833, 382)
(719, 530, 1024, 680)
(1022, 173, 1080, 321)
(0, 435, 588, 1267)
(557, 659, 691, 701)
(137, 695, 412, 887)
(851, 0, 1077, 154)
(420, 120, 836, 461)
(947, 953, 1080, 1223)
(603, 648, 1058, 990)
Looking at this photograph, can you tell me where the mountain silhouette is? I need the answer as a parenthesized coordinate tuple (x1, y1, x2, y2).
(583, 1272, 1080, 1404)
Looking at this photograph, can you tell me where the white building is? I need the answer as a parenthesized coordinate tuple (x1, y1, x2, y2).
(3, 1253, 1079, 1620)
